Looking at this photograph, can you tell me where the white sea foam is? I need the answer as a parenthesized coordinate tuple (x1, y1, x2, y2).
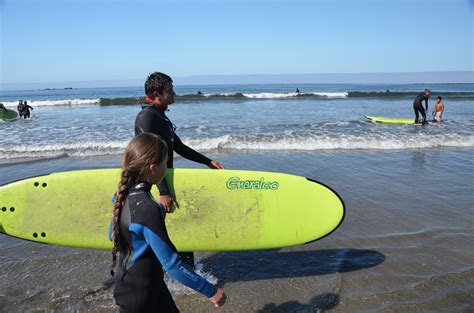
(202, 92, 348, 99)
(242, 92, 348, 99)
(203, 92, 236, 97)
(1, 98, 100, 107)
(0, 141, 126, 160)
(1, 133, 473, 161)
(182, 134, 474, 151)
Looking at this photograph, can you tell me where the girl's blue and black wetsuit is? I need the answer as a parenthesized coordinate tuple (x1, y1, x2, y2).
(112, 183, 216, 313)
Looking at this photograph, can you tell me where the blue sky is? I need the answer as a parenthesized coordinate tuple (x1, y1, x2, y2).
(1, 0, 472, 85)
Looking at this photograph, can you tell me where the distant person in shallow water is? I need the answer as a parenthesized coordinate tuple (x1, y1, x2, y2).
(21, 101, 33, 119)
(433, 96, 444, 122)
(296, 88, 300, 93)
(17, 100, 24, 118)
(413, 88, 430, 125)
(197, 91, 203, 95)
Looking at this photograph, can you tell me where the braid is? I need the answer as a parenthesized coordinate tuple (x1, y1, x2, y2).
(110, 133, 168, 277)
(110, 168, 138, 276)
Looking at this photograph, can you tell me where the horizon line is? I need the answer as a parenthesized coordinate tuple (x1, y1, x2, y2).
(1, 71, 473, 91)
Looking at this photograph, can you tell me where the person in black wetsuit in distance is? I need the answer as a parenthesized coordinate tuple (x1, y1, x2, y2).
(413, 88, 430, 125)
(111, 133, 226, 312)
(296, 88, 300, 93)
(22, 101, 33, 119)
(135, 72, 224, 268)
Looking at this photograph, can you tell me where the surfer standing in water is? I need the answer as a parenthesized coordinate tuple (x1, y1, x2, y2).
(135, 72, 224, 268)
(22, 101, 33, 119)
(413, 88, 430, 125)
(111, 133, 226, 312)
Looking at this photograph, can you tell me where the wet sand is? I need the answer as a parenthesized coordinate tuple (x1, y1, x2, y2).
(1, 149, 473, 312)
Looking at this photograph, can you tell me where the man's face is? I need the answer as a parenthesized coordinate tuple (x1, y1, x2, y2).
(158, 83, 175, 106)
(425, 90, 431, 97)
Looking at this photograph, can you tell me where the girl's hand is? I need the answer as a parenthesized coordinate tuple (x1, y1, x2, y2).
(209, 287, 226, 308)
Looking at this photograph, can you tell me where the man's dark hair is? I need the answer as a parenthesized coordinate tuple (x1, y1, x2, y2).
(436, 96, 442, 100)
(145, 72, 173, 98)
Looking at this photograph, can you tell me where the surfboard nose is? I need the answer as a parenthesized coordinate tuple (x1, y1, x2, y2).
(0, 203, 17, 234)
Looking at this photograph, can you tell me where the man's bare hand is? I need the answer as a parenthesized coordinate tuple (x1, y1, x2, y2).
(209, 160, 224, 169)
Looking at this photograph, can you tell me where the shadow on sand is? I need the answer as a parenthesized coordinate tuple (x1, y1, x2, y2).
(257, 293, 340, 312)
(201, 248, 385, 285)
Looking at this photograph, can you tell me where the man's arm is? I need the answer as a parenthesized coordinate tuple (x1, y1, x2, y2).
(424, 98, 428, 112)
(173, 134, 212, 166)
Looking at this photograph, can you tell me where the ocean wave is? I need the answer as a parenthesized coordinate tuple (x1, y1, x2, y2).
(2, 134, 473, 160)
(184, 134, 474, 151)
(1, 91, 472, 108)
(0, 141, 126, 160)
(199, 92, 349, 99)
(100, 91, 474, 104)
(348, 91, 474, 99)
(1, 99, 100, 107)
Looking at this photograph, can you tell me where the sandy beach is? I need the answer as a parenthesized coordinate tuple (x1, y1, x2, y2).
(1, 146, 473, 312)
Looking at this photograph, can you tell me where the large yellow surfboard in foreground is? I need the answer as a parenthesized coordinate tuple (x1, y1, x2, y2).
(0, 169, 345, 251)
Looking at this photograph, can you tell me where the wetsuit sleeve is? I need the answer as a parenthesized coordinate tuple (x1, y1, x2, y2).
(173, 134, 212, 166)
(108, 194, 116, 241)
(108, 221, 113, 241)
(157, 180, 171, 196)
(130, 223, 217, 298)
(424, 98, 428, 111)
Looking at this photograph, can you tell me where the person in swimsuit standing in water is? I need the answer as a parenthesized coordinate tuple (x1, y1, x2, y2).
(433, 96, 444, 122)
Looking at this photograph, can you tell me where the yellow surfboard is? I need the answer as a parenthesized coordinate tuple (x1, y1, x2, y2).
(365, 115, 416, 124)
(0, 169, 345, 251)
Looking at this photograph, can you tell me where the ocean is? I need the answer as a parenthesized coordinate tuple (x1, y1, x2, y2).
(0, 83, 473, 312)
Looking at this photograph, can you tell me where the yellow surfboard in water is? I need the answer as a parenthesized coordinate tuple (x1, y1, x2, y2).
(365, 115, 417, 124)
(0, 169, 345, 251)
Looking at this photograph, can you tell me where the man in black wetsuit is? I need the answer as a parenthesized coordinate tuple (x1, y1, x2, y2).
(413, 88, 430, 125)
(135, 72, 224, 267)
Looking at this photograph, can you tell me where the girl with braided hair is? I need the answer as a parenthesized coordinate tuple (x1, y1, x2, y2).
(111, 133, 226, 312)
